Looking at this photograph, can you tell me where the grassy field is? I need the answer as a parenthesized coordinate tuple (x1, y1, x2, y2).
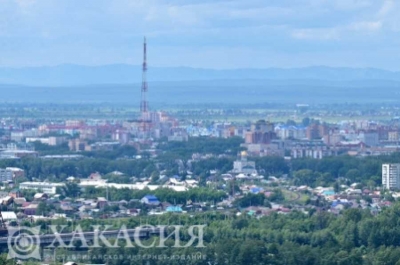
(282, 189, 300, 201)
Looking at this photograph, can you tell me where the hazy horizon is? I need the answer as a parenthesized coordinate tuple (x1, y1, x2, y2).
(1, 63, 400, 72)
(3, 64, 400, 87)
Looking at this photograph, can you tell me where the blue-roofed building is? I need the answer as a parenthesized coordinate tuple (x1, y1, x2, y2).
(166, 206, 183, 213)
(247, 210, 256, 216)
(321, 190, 335, 196)
(141, 195, 160, 205)
(331, 200, 349, 208)
(250, 187, 264, 194)
(173, 175, 182, 181)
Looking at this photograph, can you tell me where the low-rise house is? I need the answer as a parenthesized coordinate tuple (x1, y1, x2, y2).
(276, 207, 291, 214)
(128, 208, 140, 216)
(0, 196, 13, 205)
(148, 209, 164, 215)
(52, 213, 67, 219)
(9, 189, 21, 198)
(160, 202, 171, 209)
(185, 202, 205, 212)
(363, 189, 371, 195)
(217, 200, 233, 208)
(88, 172, 103, 180)
(79, 205, 95, 213)
(185, 179, 198, 187)
(24, 204, 38, 215)
(141, 195, 160, 206)
(82, 199, 96, 206)
(109, 171, 124, 176)
(321, 190, 335, 197)
(1, 211, 17, 222)
(22, 202, 31, 208)
(166, 206, 183, 213)
(60, 204, 75, 214)
(97, 197, 108, 209)
(13, 197, 26, 206)
(34, 193, 48, 201)
(119, 200, 128, 205)
(250, 187, 263, 194)
(331, 204, 345, 214)
(78, 212, 92, 219)
(65, 175, 76, 181)
(346, 189, 362, 195)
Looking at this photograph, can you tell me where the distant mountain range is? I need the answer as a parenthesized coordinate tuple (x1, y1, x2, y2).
(0, 65, 400, 104)
(1, 64, 400, 86)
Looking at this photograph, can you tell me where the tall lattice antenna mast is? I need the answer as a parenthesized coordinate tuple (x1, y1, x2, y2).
(140, 37, 148, 118)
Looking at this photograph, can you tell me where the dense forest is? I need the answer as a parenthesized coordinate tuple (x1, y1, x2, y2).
(10, 204, 400, 265)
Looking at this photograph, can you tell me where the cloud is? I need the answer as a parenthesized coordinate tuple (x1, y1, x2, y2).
(0, 0, 398, 69)
(291, 28, 340, 40)
(144, 4, 203, 27)
(375, 0, 400, 32)
(15, 0, 36, 8)
(228, 6, 293, 20)
(292, 20, 382, 41)
(378, 0, 394, 17)
(332, 0, 372, 10)
(308, 0, 372, 11)
(349, 21, 382, 31)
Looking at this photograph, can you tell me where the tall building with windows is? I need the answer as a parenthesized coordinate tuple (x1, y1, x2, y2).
(0, 169, 13, 182)
(382, 164, 400, 189)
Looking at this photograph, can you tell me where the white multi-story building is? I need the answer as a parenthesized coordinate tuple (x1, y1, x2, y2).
(26, 137, 50, 145)
(19, 182, 65, 194)
(5, 167, 25, 179)
(382, 164, 400, 189)
(0, 169, 13, 182)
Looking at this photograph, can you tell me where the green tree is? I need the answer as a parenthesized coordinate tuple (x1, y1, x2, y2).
(58, 182, 80, 198)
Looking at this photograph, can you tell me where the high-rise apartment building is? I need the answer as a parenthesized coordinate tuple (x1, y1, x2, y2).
(382, 164, 400, 189)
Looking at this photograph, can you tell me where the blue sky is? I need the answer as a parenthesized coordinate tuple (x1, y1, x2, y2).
(0, 0, 399, 69)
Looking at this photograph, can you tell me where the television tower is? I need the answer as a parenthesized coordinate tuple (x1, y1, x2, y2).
(140, 37, 150, 132)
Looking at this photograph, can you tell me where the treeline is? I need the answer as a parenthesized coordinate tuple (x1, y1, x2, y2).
(291, 153, 400, 187)
(191, 157, 234, 176)
(82, 187, 228, 205)
(0, 157, 154, 181)
(32, 141, 138, 158)
(34, 203, 400, 265)
(31, 141, 70, 154)
(82, 145, 138, 159)
(254, 156, 290, 176)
